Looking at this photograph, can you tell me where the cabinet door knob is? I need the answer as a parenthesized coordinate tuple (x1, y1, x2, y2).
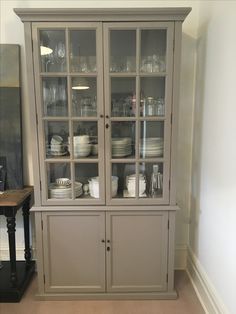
(106, 115, 109, 119)
(107, 246, 110, 251)
(101, 239, 105, 243)
(105, 123, 109, 129)
(100, 114, 104, 118)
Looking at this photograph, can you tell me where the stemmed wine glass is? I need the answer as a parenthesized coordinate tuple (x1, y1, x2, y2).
(55, 42, 66, 71)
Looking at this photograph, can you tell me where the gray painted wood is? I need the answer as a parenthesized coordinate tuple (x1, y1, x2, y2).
(169, 21, 183, 205)
(15, 8, 190, 299)
(23, 22, 41, 205)
(42, 211, 106, 292)
(14, 8, 192, 22)
(106, 211, 168, 292)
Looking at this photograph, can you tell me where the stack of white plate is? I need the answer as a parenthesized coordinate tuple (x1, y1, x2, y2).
(68, 135, 91, 158)
(126, 174, 146, 197)
(140, 137, 164, 157)
(49, 181, 83, 199)
(89, 176, 118, 198)
(112, 137, 132, 157)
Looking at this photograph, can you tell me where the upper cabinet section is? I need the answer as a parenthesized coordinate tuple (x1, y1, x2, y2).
(15, 8, 191, 207)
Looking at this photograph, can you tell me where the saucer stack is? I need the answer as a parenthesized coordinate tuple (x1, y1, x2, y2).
(50, 135, 67, 156)
(49, 181, 83, 199)
(140, 137, 164, 157)
(126, 174, 146, 197)
(112, 137, 132, 157)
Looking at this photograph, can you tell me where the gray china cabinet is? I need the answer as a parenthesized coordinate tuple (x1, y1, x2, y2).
(15, 8, 191, 299)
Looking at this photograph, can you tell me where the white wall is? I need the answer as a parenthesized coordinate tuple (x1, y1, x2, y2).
(189, 1, 236, 313)
(0, 0, 198, 268)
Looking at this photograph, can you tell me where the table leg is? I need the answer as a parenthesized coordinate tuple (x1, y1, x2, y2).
(6, 216, 17, 285)
(22, 195, 32, 266)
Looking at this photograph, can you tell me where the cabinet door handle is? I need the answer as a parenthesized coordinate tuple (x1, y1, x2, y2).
(105, 123, 109, 129)
(107, 246, 110, 251)
(101, 239, 105, 243)
(106, 115, 109, 119)
(100, 114, 104, 118)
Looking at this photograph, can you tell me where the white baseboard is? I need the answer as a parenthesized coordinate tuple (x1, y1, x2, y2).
(0, 246, 36, 260)
(187, 247, 230, 314)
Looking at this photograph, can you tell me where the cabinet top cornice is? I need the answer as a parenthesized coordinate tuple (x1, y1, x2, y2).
(14, 7, 191, 22)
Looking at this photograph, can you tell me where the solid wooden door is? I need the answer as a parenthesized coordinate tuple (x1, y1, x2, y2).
(42, 211, 106, 293)
(106, 211, 169, 292)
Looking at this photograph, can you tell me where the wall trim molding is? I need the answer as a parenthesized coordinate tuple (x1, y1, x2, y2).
(186, 246, 230, 314)
(0, 246, 36, 260)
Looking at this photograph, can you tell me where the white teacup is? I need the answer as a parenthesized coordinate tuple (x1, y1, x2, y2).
(51, 135, 63, 144)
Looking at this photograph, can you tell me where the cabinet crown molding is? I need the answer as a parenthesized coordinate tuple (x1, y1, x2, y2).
(14, 7, 191, 22)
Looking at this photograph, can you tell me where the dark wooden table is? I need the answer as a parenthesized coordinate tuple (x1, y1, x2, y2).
(0, 186, 35, 302)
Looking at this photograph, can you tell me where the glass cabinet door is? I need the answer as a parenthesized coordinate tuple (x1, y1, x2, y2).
(33, 23, 105, 205)
(104, 22, 174, 205)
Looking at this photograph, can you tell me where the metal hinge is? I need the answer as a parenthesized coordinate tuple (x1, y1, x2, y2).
(166, 273, 168, 282)
(41, 219, 43, 230)
(167, 219, 170, 230)
(171, 113, 173, 124)
(39, 180, 42, 191)
(36, 113, 38, 125)
(43, 274, 45, 284)
(173, 38, 175, 52)
(169, 179, 171, 190)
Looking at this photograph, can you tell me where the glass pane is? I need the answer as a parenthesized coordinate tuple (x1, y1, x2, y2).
(40, 30, 66, 72)
(111, 122, 135, 158)
(111, 78, 136, 117)
(45, 121, 69, 158)
(111, 163, 136, 198)
(140, 77, 165, 117)
(42, 77, 68, 117)
(110, 30, 136, 72)
(71, 77, 97, 117)
(140, 29, 166, 73)
(139, 162, 163, 198)
(75, 163, 99, 198)
(140, 121, 164, 158)
(47, 163, 71, 199)
(71, 121, 98, 158)
(69, 30, 96, 73)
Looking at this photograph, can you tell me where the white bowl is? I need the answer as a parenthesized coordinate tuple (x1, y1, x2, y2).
(56, 178, 71, 186)
(73, 135, 90, 143)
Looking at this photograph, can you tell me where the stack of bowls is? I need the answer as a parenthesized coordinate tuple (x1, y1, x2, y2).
(68, 135, 91, 158)
(126, 174, 146, 197)
(89, 176, 118, 198)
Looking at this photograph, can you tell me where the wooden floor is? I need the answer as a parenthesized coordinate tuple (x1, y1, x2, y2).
(0, 271, 205, 314)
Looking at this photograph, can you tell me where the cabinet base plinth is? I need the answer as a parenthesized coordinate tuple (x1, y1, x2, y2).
(35, 290, 177, 300)
(0, 261, 35, 302)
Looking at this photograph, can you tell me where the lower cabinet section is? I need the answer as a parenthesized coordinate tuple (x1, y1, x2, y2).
(42, 212, 106, 293)
(106, 212, 168, 292)
(36, 209, 176, 299)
